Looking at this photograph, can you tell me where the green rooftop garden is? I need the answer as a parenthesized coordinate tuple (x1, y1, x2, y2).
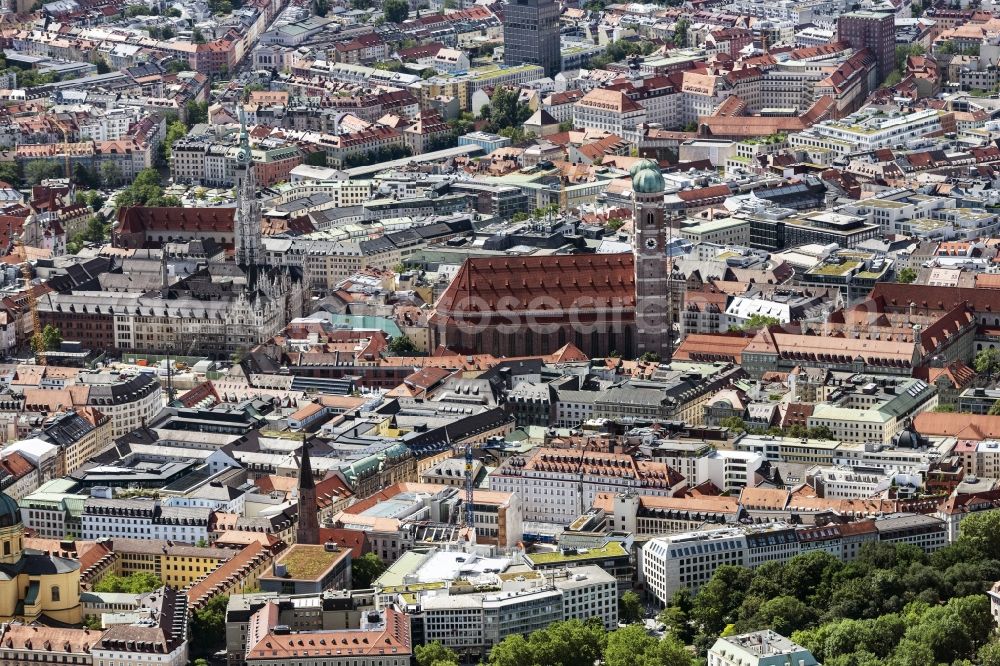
(468, 64, 541, 81)
(380, 581, 447, 594)
(809, 260, 861, 276)
(497, 571, 544, 582)
(526, 541, 627, 565)
(742, 133, 788, 145)
(276, 545, 344, 580)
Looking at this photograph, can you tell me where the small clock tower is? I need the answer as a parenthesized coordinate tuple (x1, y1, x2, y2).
(630, 159, 671, 360)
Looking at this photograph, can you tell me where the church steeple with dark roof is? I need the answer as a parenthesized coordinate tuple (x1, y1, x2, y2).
(296, 442, 320, 545)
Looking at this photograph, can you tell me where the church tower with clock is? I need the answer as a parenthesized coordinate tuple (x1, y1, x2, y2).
(630, 158, 672, 360)
(233, 107, 262, 288)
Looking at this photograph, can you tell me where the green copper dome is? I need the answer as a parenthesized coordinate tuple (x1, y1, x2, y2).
(0, 491, 21, 529)
(632, 159, 665, 194)
(629, 158, 658, 177)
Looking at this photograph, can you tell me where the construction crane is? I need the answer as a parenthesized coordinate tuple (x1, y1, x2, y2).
(54, 117, 72, 182)
(464, 443, 475, 538)
(576, 438, 599, 517)
(15, 230, 44, 366)
(164, 334, 199, 405)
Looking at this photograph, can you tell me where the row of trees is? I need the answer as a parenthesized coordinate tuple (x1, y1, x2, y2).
(588, 39, 658, 69)
(718, 416, 833, 440)
(1, 159, 115, 188)
(92, 571, 161, 594)
(0, 111, 197, 191)
(511, 204, 560, 223)
(342, 145, 412, 168)
(652, 512, 1000, 661)
(416, 619, 696, 666)
(727, 313, 781, 332)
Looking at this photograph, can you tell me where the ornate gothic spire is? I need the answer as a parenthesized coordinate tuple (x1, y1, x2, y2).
(233, 104, 261, 290)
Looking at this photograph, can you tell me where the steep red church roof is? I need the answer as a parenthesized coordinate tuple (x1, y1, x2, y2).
(435, 253, 636, 315)
(117, 206, 235, 234)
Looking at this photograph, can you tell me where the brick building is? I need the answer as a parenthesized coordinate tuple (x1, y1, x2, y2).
(430, 254, 638, 358)
(837, 11, 895, 84)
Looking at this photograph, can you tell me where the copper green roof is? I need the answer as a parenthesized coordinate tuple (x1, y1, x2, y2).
(0, 491, 21, 528)
(631, 159, 665, 194)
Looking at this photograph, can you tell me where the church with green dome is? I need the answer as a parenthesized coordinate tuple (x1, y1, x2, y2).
(428, 156, 673, 359)
(0, 489, 82, 624)
(630, 158, 672, 360)
(630, 158, 666, 193)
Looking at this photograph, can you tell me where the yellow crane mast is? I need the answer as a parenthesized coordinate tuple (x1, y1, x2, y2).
(15, 224, 44, 366)
(54, 117, 71, 181)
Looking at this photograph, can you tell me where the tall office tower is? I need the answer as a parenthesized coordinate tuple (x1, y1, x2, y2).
(503, 0, 561, 77)
(837, 11, 895, 84)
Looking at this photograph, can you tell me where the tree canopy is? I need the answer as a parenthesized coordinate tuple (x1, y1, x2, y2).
(975, 348, 1000, 377)
(488, 619, 609, 666)
(93, 571, 161, 594)
(588, 39, 657, 69)
(388, 335, 418, 355)
(32, 324, 62, 354)
(618, 590, 642, 624)
(896, 267, 917, 284)
(487, 619, 694, 666)
(351, 552, 387, 589)
(24, 160, 62, 185)
(190, 594, 228, 658)
(115, 169, 181, 210)
(415, 642, 458, 666)
(651, 540, 1000, 661)
(730, 313, 781, 332)
(383, 0, 409, 23)
(481, 87, 532, 134)
(163, 120, 189, 159)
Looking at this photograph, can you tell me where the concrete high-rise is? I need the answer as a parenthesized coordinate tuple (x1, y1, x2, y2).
(503, 0, 560, 77)
(837, 11, 895, 85)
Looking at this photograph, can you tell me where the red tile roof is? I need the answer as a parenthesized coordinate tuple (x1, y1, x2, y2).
(187, 541, 275, 610)
(117, 206, 234, 234)
(870, 282, 1000, 314)
(314, 474, 354, 511)
(676, 184, 731, 202)
(922, 361, 976, 389)
(434, 253, 636, 315)
(672, 333, 752, 363)
(317, 527, 368, 558)
(700, 96, 836, 138)
(913, 413, 1000, 439)
(0, 451, 34, 480)
(246, 605, 410, 660)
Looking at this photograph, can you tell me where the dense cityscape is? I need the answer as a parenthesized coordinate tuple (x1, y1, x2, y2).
(1, 0, 1000, 663)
